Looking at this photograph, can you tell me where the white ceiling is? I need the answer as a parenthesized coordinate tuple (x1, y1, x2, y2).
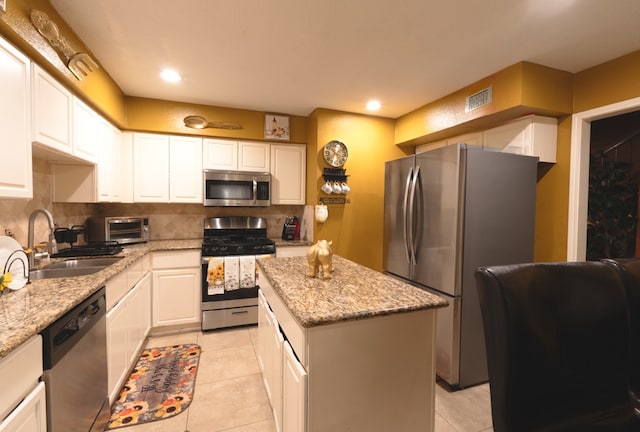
(50, 0, 640, 119)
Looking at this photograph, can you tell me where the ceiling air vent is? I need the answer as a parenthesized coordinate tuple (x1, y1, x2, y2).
(465, 86, 492, 113)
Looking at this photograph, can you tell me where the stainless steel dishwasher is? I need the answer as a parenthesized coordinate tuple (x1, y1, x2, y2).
(41, 287, 110, 432)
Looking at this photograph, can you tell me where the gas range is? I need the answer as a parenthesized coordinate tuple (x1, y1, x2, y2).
(201, 217, 275, 257)
(202, 236, 275, 256)
(200, 216, 275, 331)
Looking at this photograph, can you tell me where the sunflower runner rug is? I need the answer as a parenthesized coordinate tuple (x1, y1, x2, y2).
(107, 344, 201, 430)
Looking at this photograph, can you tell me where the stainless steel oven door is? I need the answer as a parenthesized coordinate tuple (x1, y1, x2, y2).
(200, 254, 272, 330)
(200, 259, 259, 304)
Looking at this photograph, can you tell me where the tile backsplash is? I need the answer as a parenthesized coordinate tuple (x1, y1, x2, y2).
(0, 158, 311, 248)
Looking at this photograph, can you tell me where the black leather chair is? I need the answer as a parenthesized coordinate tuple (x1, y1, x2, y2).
(602, 258, 640, 415)
(475, 261, 639, 432)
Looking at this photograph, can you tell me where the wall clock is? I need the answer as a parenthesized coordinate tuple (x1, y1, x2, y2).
(323, 140, 348, 167)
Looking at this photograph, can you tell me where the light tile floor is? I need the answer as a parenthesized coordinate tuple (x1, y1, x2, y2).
(119, 326, 493, 432)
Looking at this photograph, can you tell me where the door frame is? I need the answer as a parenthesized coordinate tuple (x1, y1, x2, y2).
(567, 96, 640, 261)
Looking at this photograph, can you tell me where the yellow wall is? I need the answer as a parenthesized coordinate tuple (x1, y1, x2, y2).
(395, 62, 573, 147)
(0, 0, 310, 141)
(574, 50, 640, 112)
(125, 97, 307, 143)
(533, 116, 571, 261)
(308, 109, 408, 271)
(0, 0, 126, 125)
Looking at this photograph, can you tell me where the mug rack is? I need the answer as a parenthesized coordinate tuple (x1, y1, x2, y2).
(319, 197, 350, 205)
(322, 167, 349, 183)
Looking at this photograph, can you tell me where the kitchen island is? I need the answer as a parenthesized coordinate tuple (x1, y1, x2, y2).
(257, 255, 447, 432)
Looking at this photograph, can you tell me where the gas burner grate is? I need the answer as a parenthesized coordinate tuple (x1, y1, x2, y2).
(51, 241, 123, 258)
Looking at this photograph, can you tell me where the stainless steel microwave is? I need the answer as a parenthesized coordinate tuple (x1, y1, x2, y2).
(85, 216, 150, 244)
(204, 170, 271, 207)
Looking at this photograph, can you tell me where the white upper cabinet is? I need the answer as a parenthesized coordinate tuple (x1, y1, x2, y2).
(483, 115, 558, 163)
(133, 133, 170, 202)
(32, 64, 103, 164)
(270, 144, 306, 205)
(203, 138, 238, 170)
(239, 141, 270, 172)
(72, 97, 99, 163)
(51, 117, 123, 203)
(169, 135, 203, 203)
(415, 132, 482, 154)
(132, 133, 203, 203)
(0, 36, 32, 199)
(97, 119, 123, 202)
(31, 64, 72, 155)
(121, 132, 134, 203)
(449, 131, 483, 147)
(203, 139, 270, 172)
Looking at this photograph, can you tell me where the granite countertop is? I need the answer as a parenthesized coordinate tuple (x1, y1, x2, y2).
(257, 255, 448, 328)
(0, 239, 201, 360)
(271, 238, 313, 247)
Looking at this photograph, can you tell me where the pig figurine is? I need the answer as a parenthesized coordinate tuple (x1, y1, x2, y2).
(306, 240, 334, 279)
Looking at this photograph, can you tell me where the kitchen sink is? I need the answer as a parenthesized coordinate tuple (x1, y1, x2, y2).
(47, 257, 122, 269)
(29, 257, 123, 280)
(30, 267, 105, 280)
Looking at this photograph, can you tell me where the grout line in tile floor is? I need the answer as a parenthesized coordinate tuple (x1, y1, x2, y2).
(119, 326, 492, 432)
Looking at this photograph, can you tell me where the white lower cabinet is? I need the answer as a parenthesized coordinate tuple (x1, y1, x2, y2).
(0, 382, 47, 432)
(257, 290, 270, 374)
(258, 290, 285, 431)
(0, 335, 46, 432)
(282, 341, 307, 432)
(106, 259, 152, 403)
(271, 317, 285, 431)
(258, 289, 302, 432)
(107, 296, 128, 403)
(128, 275, 152, 365)
(151, 251, 201, 328)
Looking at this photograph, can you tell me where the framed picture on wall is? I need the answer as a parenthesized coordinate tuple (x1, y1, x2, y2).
(264, 114, 290, 141)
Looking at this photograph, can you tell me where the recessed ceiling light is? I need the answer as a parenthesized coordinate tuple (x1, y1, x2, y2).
(161, 69, 181, 83)
(366, 100, 381, 111)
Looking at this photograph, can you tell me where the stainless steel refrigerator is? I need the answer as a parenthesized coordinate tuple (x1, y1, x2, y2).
(383, 143, 538, 389)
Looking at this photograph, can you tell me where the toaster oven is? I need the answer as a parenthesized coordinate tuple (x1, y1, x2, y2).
(85, 216, 149, 245)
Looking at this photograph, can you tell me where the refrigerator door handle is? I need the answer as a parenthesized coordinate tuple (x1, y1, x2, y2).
(412, 166, 423, 262)
(408, 166, 420, 265)
(402, 167, 413, 264)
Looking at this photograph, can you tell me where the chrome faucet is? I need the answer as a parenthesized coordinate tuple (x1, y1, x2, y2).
(27, 208, 58, 268)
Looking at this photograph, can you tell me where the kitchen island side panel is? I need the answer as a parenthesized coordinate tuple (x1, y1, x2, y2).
(307, 309, 437, 432)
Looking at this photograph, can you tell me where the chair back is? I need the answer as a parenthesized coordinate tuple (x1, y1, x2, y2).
(603, 258, 640, 410)
(475, 261, 638, 432)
